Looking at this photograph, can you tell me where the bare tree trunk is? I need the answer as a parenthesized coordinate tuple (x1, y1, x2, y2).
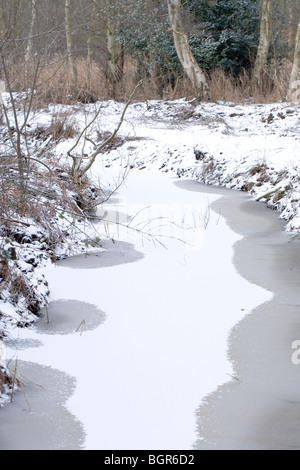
(167, 0, 210, 100)
(65, 0, 78, 89)
(288, 0, 300, 54)
(0, 1, 6, 40)
(25, 0, 37, 65)
(86, 4, 97, 90)
(12, 0, 25, 47)
(1, 57, 26, 195)
(287, 20, 300, 102)
(106, 15, 124, 99)
(253, 0, 272, 88)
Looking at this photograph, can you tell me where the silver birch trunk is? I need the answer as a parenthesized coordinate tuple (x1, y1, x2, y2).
(287, 21, 300, 102)
(65, 0, 78, 88)
(167, 0, 210, 100)
(253, 0, 272, 87)
(289, 0, 297, 52)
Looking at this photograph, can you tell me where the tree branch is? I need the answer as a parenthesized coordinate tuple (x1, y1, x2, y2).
(72, 80, 142, 181)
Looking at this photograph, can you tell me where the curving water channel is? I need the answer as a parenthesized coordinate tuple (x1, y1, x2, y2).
(1, 170, 298, 450)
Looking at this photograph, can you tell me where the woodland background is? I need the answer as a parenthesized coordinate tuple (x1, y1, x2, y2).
(0, 0, 299, 104)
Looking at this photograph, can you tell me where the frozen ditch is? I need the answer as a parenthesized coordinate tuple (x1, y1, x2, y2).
(0, 169, 272, 450)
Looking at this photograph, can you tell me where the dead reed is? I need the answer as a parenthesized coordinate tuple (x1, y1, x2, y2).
(10, 53, 293, 106)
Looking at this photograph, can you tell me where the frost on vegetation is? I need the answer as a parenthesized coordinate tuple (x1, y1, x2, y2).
(0, 93, 146, 357)
(0, 365, 13, 407)
(0, 183, 103, 401)
(0, 190, 101, 329)
(0, 103, 105, 339)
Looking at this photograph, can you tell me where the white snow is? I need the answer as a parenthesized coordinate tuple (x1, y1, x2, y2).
(1, 96, 299, 447)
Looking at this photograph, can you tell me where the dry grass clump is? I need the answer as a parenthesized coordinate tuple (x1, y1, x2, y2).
(46, 115, 79, 141)
(0, 163, 101, 329)
(0, 161, 98, 252)
(32, 56, 106, 105)
(0, 365, 13, 395)
(10, 272, 39, 313)
(209, 69, 251, 103)
(208, 62, 292, 103)
(0, 246, 40, 318)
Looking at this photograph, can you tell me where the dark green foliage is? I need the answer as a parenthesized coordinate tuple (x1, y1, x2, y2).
(120, 2, 180, 80)
(187, 0, 260, 76)
(122, 0, 260, 81)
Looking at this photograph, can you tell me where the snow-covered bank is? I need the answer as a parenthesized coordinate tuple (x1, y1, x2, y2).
(0, 163, 102, 403)
(0, 207, 102, 406)
(6, 96, 298, 234)
(94, 99, 300, 232)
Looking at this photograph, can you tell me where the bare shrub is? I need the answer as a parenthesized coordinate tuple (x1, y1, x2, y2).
(201, 156, 216, 184)
(47, 115, 78, 141)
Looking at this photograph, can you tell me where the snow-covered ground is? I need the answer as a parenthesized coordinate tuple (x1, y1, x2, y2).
(0, 96, 299, 442)
(15, 96, 300, 233)
(35, 97, 299, 231)
(93, 99, 300, 231)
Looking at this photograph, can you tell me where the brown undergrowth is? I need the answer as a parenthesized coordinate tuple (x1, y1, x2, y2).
(15, 55, 293, 106)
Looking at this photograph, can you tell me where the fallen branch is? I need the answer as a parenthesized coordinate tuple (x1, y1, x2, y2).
(0, 217, 32, 227)
(256, 185, 284, 202)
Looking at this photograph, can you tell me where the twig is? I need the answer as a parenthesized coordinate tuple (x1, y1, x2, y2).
(101, 216, 191, 250)
(227, 373, 243, 383)
(77, 80, 143, 180)
(8, 367, 46, 390)
(0, 217, 32, 227)
(17, 369, 32, 412)
(10, 359, 19, 403)
(96, 165, 132, 206)
(67, 104, 103, 176)
(75, 320, 86, 336)
(44, 299, 50, 324)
